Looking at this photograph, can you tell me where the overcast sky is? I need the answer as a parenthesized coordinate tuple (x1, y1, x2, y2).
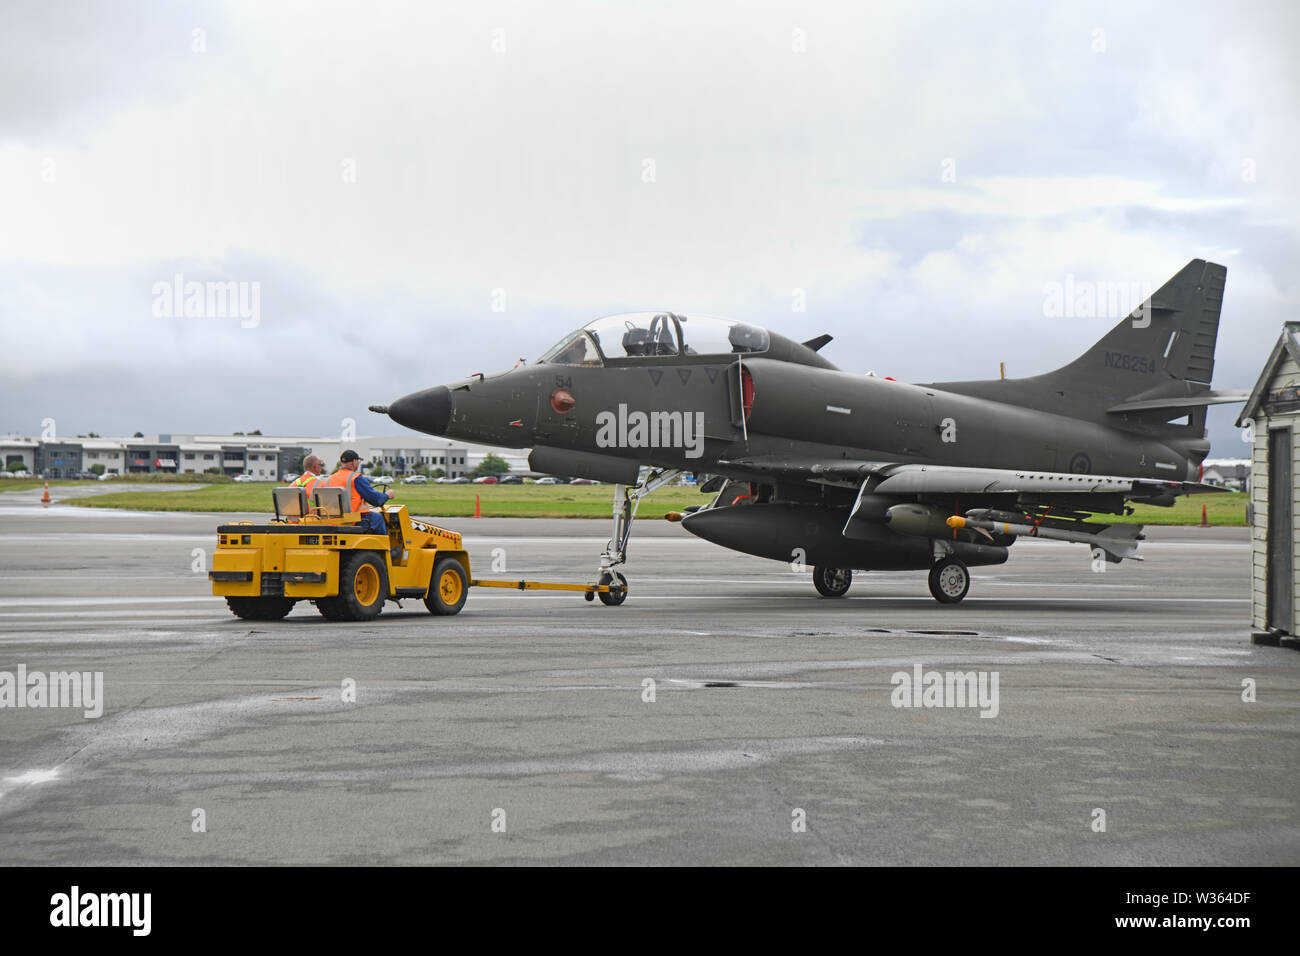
(3, 0, 1297, 455)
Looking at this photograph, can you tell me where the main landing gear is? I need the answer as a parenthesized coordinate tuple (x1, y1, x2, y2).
(584, 467, 683, 607)
(808, 547, 970, 604)
(928, 557, 970, 603)
(812, 566, 853, 597)
(927, 539, 970, 604)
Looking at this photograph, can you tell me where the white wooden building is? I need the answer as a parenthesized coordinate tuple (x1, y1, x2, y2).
(1237, 322, 1300, 644)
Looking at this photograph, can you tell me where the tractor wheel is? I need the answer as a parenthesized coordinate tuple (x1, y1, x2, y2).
(313, 599, 348, 622)
(320, 551, 387, 621)
(225, 596, 294, 620)
(425, 556, 468, 616)
(812, 566, 853, 598)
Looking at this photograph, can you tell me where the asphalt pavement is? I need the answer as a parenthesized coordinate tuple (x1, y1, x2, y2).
(1, 484, 1296, 864)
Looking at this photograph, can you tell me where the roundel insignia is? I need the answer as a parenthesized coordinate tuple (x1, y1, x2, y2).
(1069, 452, 1092, 474)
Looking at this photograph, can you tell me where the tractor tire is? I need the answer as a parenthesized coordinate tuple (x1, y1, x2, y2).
(425, 556, 468, 616)
(225, 596, 294, 620)
(319, 551, 387, 621)
(313, 598, 349, 622)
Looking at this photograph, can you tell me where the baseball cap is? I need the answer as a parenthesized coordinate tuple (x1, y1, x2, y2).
(340, 449, 361, 462)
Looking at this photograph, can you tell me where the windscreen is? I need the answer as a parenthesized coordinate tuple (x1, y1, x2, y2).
(576, 313, 770, 360)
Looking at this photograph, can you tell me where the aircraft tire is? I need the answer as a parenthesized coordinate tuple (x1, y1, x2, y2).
(928, 558, 970, 604)
(812, 566, 852, 598)
(597, 571, 628, 606)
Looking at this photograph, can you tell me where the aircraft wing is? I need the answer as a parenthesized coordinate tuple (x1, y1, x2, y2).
(867, 464, 1218, 499)
(717, 456, 1221, 501)
(715, 455, 890, 481)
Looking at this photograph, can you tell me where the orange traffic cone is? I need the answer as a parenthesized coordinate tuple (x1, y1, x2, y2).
(1199, 503, 1209, 527)
(41, 481, 51, 506)
(474, 494, 481, 518)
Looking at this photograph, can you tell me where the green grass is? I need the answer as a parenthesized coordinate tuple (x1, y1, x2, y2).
(70, 482, 711, 519)
(1, 478, 103, 492)
(57, 479, 1248, 524)
(1109, 491, 1246, 526)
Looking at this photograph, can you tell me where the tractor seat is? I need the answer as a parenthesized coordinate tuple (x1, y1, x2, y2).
(311, 486, 349, 520)
(273, 486, 310, 521)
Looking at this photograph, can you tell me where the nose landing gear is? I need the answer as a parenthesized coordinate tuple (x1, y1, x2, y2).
(594, 467, 684, 606)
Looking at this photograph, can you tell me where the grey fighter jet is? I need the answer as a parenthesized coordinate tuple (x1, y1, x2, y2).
(372, 260, 1246, 604)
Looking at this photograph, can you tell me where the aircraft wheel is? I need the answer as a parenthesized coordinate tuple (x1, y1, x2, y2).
(225, 596, 294, 620)
(597, 571, 628, 606)
(425, 556, 468, 616)
(928, 558, 970, 604)
(321, 551, 386, 621)
(812, 565, 852, 598)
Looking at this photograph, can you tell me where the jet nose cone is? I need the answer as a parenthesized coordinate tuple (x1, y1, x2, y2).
(387, 385, 452, 435)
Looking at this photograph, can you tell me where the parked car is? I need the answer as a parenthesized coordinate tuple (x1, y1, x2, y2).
(472, 475, 499, 484)
(533, 476, 559, 485)
(233, 474, 255, 483)
(569, 478, 600, 485)
(370, 475, 394, 486)
(449, 476, 470, 484)
(403, 475, 428, 484)
(282, 473, 300, 483)
(497, 475, 522, 484)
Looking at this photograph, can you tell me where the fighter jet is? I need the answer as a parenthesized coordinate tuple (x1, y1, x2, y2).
(372, 259, 1246, 604)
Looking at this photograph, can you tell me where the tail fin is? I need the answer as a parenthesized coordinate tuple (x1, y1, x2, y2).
(929, 260, 1234, 438)
(1051, 258, 1226, 396)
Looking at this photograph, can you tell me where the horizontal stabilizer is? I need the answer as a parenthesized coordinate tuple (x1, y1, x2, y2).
(1107, 389, 1249, 414)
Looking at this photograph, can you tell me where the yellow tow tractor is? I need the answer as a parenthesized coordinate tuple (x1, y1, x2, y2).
(209, 484, 626, 621)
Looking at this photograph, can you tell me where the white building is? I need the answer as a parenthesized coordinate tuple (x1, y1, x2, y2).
(164, 434, 475, 478)
(79, 440, 126, 476)
(1200, 458, 1250, 491)
(0, 437, 38, 472)
(2, 432, 512, 480)
(1238, 323, 1300, 645)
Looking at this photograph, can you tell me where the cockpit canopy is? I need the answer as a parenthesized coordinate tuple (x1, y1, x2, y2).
(538, 312, 771, 366)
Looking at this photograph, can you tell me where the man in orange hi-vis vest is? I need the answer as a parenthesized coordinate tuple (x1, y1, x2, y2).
(291, 455, 326, 496)
(324, 449, 393, 533)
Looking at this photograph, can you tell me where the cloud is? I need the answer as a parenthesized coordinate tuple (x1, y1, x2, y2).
(2, 0, 1297, 455)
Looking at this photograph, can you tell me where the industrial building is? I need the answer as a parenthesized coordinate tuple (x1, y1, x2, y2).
(0, 433, 519, 480)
